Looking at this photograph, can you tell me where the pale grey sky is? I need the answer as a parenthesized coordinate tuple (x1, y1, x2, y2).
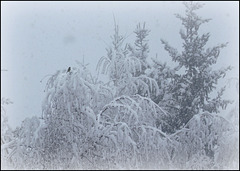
(1, 1, 239, 129)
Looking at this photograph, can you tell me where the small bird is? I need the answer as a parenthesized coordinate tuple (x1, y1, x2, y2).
(67, 67, 71, 73)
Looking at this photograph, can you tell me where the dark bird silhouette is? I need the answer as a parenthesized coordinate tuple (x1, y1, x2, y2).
(67, 67, 71, 73)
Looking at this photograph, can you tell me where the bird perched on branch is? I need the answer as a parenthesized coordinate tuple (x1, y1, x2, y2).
(67, 67, 71, 73)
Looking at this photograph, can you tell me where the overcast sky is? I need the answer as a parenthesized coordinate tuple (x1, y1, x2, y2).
(1, 1, 239, 129)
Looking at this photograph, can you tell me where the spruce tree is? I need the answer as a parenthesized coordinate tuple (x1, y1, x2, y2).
(160, 1, 232, 132)
(128, 22, 150, 76)
(97, 22, 158, 98)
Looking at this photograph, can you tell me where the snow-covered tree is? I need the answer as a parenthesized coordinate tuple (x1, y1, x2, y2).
(160, 1, 232, 132)
(97, 22, 158, 98)
(128, 22, 150, 76)
(1, 98, 14, 169)
(7, 117, 45, 169)
(1, 98, 13, 149)
(97, 95, 171, 169)
(211, 78, 239, 170)
(169, 112, 235, 169)
(40, 65, 104, 169)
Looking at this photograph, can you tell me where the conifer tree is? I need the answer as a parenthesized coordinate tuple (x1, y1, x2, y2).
(97, 22, 158, 98)
(128, 22, 150, 76)
(160, 1, 232, 132)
